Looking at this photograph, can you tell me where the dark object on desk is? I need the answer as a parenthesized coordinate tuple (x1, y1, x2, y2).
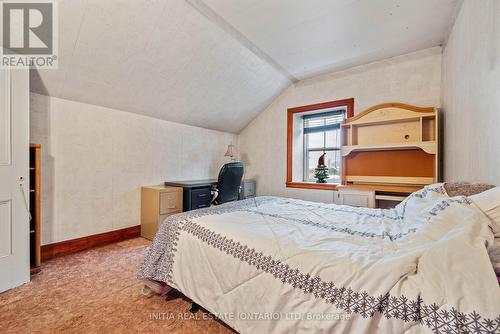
(164, 179, 217, 212)
(212, 162, 244, 205)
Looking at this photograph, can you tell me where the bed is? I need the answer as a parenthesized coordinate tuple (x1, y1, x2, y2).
(138, 183, 500, 334)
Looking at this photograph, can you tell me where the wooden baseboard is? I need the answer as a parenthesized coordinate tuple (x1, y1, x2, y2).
(41, 225, 141, 261)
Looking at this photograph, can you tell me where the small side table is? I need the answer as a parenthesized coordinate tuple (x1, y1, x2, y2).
(239, 179, 256, 200)
(141, 185, 183, 240)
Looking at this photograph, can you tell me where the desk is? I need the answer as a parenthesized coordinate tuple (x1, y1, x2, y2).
(164, 179, 217, 212)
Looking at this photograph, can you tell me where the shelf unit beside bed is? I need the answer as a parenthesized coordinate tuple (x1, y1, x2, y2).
(29, 144, 41, 274)
(339, 103, 440, 208)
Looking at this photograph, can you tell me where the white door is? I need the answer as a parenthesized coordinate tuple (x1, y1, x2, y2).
(0, 68, 30, 292)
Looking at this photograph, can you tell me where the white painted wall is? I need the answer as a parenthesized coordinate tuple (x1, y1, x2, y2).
(441, 0, 500, 184)
(30, 93, 237, 245)
(239, 48, 442, 203)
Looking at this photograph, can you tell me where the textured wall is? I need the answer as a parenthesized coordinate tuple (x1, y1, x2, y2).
(30, 93, 237, 245)
(442, 0, 500, 184)
(239, 48, 442, 203)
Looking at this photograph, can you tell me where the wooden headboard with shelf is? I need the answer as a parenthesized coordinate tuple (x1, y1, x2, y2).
(341, 103, 439, 192)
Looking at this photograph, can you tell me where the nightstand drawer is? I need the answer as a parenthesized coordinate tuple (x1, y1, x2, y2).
(191, 188, 212, 209)
(338, 188, 375, 208)
(160, 191, 182, 214)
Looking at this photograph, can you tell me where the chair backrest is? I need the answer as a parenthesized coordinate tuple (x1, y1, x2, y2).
(216, 162, 244, 204)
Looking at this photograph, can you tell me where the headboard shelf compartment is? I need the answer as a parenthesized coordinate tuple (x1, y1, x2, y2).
(341, 103, 439, 193)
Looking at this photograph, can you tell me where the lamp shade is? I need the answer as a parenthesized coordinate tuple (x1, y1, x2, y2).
(224, 144, 234, 157)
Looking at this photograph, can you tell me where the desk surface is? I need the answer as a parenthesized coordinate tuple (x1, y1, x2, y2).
(164, 179, 217, 188)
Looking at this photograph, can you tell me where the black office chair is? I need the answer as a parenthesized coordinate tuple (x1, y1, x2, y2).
(211, 162, 244, 205)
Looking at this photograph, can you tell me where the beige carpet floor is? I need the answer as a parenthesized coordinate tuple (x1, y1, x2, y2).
(0, 238, 235, 334)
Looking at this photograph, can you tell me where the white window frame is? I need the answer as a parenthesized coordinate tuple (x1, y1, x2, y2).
(302, 110, 346, 183)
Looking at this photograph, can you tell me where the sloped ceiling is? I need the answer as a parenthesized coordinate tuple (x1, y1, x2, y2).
(203, 0, 460, 79)
(30, 0, 291, 133)
(31, 0, 460, 133)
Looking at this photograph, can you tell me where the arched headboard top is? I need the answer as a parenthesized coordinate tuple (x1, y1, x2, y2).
(345, 102, 436, 124)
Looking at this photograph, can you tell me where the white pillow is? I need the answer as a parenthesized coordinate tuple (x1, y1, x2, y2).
(470, 186, 500, 236)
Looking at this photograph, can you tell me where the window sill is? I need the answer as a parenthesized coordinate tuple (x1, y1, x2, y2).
(285, 181, 338, 190)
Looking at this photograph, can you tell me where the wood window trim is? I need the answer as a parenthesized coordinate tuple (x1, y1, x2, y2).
(286, 98, 354, 190)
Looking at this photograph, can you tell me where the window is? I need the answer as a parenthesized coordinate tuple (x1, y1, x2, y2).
(302, 111, 345, 183)
(286, 98, 354, 190)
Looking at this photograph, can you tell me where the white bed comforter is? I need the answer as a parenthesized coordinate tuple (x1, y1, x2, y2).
(138, 184, 500, 334)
